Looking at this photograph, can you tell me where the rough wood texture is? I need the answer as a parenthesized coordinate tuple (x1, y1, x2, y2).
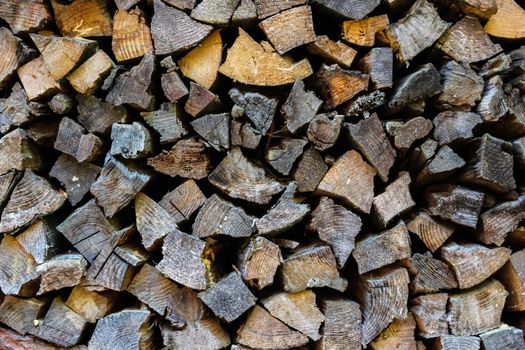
(0, 0, 51, 34)
(476, 75, 507, 122)
(77, 95, 129, 135)
(135, 192, 177, 250)
(316, 296, 361, 349)
(0, 28, 35, 89)
(314, 63, 369, 109)
(369, 313, 418, 349)
(239, 236, 282, 290)
(141, 103, 188, 144)
(437, 61, 484, 111)
(159, 179, 206, 224)
(265, 138, 308, 175)
(0, 234, 38, 296)
(162, 70, 188, 103)
(185, 82, 222, 118)
(498, 249, 525, 311)
(410, 293, 448, 338)
(407, 211, 455, 252)
(433, 335, 481, 350)
(485, 0, 525, 39)
(293, 147, 327, 192)
(191, 113, 230, 151)
(51, 0, 112, 37)
(281, 79, 323, 134)
(0, 129, 41, 176)
(110, 122, 154, 159)
(312, 0, 381, 19)
(0, 296, 47, 335)
(357, 47, 393, 90)
(307, 35, 357, 68)
(477, 195, 525, 246)
(342, 15, 389, 47)
(112, 8, 154, 62)
(403, 252, 458, 294)
(372, 172, 415, 227)
(479, 325, 525, 350)
(415, 145, 465, 188)
(36, 254, 87, 295)
(307, 112, 343, 151)
(16, 220, 61, 265)
(67, 50, 114, 95)
(433, 111, 483, 145)
(229, 87, 279, 135)
(17, 56, 62, 101)
(66, 286, 117, 323)
(191, 0, 239, 25)
(54, 117, 103, 163)
(0, 83, 35, 134)
(253, 0, 306, 19)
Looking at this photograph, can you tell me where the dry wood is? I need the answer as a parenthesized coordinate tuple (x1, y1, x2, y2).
(0, 83, 36, 134)
(342, 15, 389, 47)
(316, 296, 361, 350)
(485, 0, 525, 39)
(459, 0, 497, 18)
(0, 325, 85, 350)
(229, 88, 279, 136)
(230, 118, 262, 150)
(403, 252, 458, 294)
(410, 293, 448, 338)
(162, 70, 189, 103)
(437, 61, 484, 111)
(476, 75, 507, 122)
(54, 117, 103, 163)
(239, 236, 282, 290)
(77, 95, 129, 135)
(191, 0, 239, 25)
(498, 249, 525, 311)
(479, 53, 512, 79)
(265, 138, 308, 175)
(372, 172, 415, 227)
(51, 0, 112, 37)
(386, 117, 432, 155)
(307, 35, 357, 68)
(307, 112, 343, 151)
(0, 28, 35, 89)
(36, 254, 87, 295)
(0, 0, 51, 34)
(369, 313, 418, 350)
(407, 211, 455, 252)
(17, 56, 62, 101)
(185, 82, 223, 118)
(67, 50, 114, 95)
(16, 220, 61, 265)
(477, 194, 525, 245)
(432, 335, 481, 350)
(281, 79, 323, 134)
(409, 138, 438, 172)
(112, 8, 153, 63)
(479, 325, 525, 350)
(0, 296, 46, 335)
(191, 113, 230, 151)
(0, 129, 41, 176)
(252, 0, 306, 19)
(0, 235, 38, 296)
(110, 122, 154, 159)
(158, 179, 205, 224)
(357, 47, 393, 90)
(312, 0, 380, 19)
(415, 145, 465, 188)
(135, 192, 177, 250)
(314, 63, 369, 109)
(433, 111, 483, 145)
(232, 0, 257, 24)
(293, 147, 328, 192)
(66, 286, 117, 323)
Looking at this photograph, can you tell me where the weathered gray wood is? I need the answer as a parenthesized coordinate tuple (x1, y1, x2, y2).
(191, 113, 230, 151)
(292, 147, 328, 193)
(312, 0, 380, 19)
(135, 192, 178, 250)
(76, 94, 129, 135)
(307, 112, 343, 151)
(0, 235, 38, 296)
(191, 0, 239, 25)
(410, 293, 448, 338)
(433, 111, 483, 145)
(372, 172, 415, 228)
(385, 117, 433, 155)
(281, 80, 323, 134)
(0, 129, 41, 176)
(403, 252, 458, 294)
(110, 122, 154, 159)
(316, 296, 361, 349)
(229, 88, 279, 136)
(406, 211, 455, 252)
(477, 194, 525, 246)
(141, 103, 188, 144)
(415, 145, 465, 187)
(265, 138, 308, 175)
(0, 296, 47, 335)
(36, 253, 87, 295)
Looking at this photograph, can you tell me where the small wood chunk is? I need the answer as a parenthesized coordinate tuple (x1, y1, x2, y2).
(281, 79, 323, 134)
(67, 50, 114, 95)
(385, 0, 450, 63)
(157, 230, 209, 290)
(135, 192, 177, 250)
(293, 147, 328, 193)
(253, 0, 306, 19)
(307, 35, 356, 68)
(191, 0, 239, 25)
(112, 8, 153, 62)
(342, 15, 389, 47)
(110, 122, 154, 159)
(90, 156, 153, 218)
(314, 64, 369, 109)
(265, 138, 308, 175)
(0, 171, 20, 213)
(239, 236, 282, 290)
(0, 129, 41, 176)
(230, 119, 262, 150)
(191, 113, 230, 151)
(357, 267, 410, 346)
(403, 252, 458, 294)
(424, 185, 484, 228)
(459, 0, 497, 18)
(0, 83, 35, 134)
(0, 170, 66, 233)
(88, 309, 156, 350)
(0, 0, 51, 34)
(178, 31, 222, 89)
(232, 0, 257, 24)
(433, 111, 483, 145)
(31, 297, 87, 347)
(514, 136, 525, 169)
(36, 253, 87, 295)
(373, 173, 415, 227)
(409, 138, 438, 172)
(163, 0, 196, 10)
(1, 325, 81, 350)
(0, 235, 38, 296)
(114, 0, 139, 10)
(316, 297, 361, 350)
(229, 88, 279, 136)
(385, 117, 432, 155)
(312, 0, 380, 19)
(316, 150, 376, 213)
(77, 95, 129, 135)
(476, 76, 507, 123)
(498, 249, 525, 311)
(356, 48, 393, 91)
(353, 221, 411, 274)
(438, 16, 502, 63)
(198, 272, 256, 322)
(185, 82, 222, 118)
(341, 91, 384, 118)
(54, 117, 103, 163)
(433, 335, 481, 350)
(219, 28, 313, 86)
(415, 145, 465, 187)
(0, 28, 35, 89)
(281, 245, 347, 292)
(480, 325, 525, 350)
(24, 119, 60, 147)
(17, 56, 62, 101)
(477, 194, 525, 246)
(0, 296, 46, 335)
(152, 0, 213, 55)
(66, 286, 117, 323)
(106, 53, 155, 111)
(437, 61, 484, 111)
(148, 137, 211, 179)
(162, 70, 189, 102)
(209, 147, 284, 205)
(16, 220, 61, 265)
(261, 290, 324, 340)
(447, 279, 507, 336)
(410, 293, 448, 338)
(485, 0, 525, 39)
(479, 53, 512, 79)
(51, 0, 112, 37)
(407, 211, 455, 252)
(193, 194, 255, 238)
(345, 113, 396, 182)
(159, 180, 206, 224)
(458, 134, 515, 193)
(307, 112, 343, 151)
(441, 242, 510, 289)
(369, 313, 418, 350)
(57, 199, 114, 263)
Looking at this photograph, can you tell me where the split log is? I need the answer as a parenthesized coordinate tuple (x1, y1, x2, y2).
(316, 150, 376, 213)
(16, 220, 61, 265)
(281, 245, 347, 292)
(447, 279, 507, 336)
(372, 172, 415, 227)
(239, 236, 282, 290)
(355, 267, 410, 346)
(0, 129, 41, 176)
(415, 145, 465, 187)
(265, 138, 308, 175)
(0, 83, 35, 134)
(90, 156, 153, 218)
(0, 235, 38, 296)
(0, 325, 85, 350)
(341, 15, 389, 47)
(345, 113, 396, 182)
(410, 293, 449, 338)
(110, 122, 154, 159)
(308, 196, 361, 267)
(163, 0, 196, 10)
(66, 286, 117, 323)
(342, 90, 385, 117)
(432, 335, 481, 350)
(209, 147, 284, 205)
(357, 47, 393, 90)
(0, 171, 20, 213)
(51, 0, 112, 37)
(385, 117, 433, 155)
(314, 64, 369, 109)
(0, 296, 47, 335)
(307, 35, 357, 68)
(0, 28, 35, 89)
(112, 8, 153, 63)
(281, 79, 323, 134)
(159, 179, 206, 224)
(142, 102, 187, 143)
(219, 28, 313, 86)
(76, 95, 129, 135)
(353, 221, 411, 274)
(230, 119, 262, 149)
(252, 0, 306, 19)
(479, 53, 512, 79)
(191, 0, 239, 25)
(476, 75, 507, 122)
(312, 0, 381, 19)
(307, 112, 343, 151)
(385, 0, 450, 63)
(232, 0, 257, 24)
(459, 0, 497, 18)
(406, 211, 455, 252)
(17, 56, 62, 101)
(229, 87, 278, 136)
(498, 249, 525, 311)
(25, 120, 60, 147)
(114, 0, 140, 10)
(135, 192, 177, 250)
(484, 0, 525, 39)
(259, 5, 316, 55)
(316, 296, 361, 350)
(0, 0, 51, 34)
(409, 138, 438, 172)
(479, 325, 525, 350)
(191, 113, 230, 151)
(369, 313, 418, 350)
(437, 61, 484, 111)
(67, 50, 114, 95)
(403, 252, 458, 294)
(293, 147, 328, 192)
(185, 82, 223, 118)
(162, 70, 189, 103)
(36, 254, 88, 295)
(54, 117, 103, 163)
(147, 138, 211, 179)
(432, 111, 483, 145)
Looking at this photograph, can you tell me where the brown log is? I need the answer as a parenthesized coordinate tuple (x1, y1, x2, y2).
(477, 195, 525, 246)
(403, 252, 458, 294)
(341, 15, 389, 47)
(76, 95, 129, 135)
(0, 28, 35, 89)
(307, 35, 357, 68)
(356, 47, 393, 91)
(385, 117, 432, 156)
(369, 313, 418, 350)
(0, 83, 37, 134)
(0, 325, 86, 350)
(252, 0, 306, 19)
(415, 145, 465, 188)
(265, 138, 308, 175)
(408, 138, 438, 172)
(281, 79, 323, 134)
(238, 236, 282, 290)
(159, 179, 206, 225)
(410, 293, 449, 338)
(135, 192, 177, 250)
(479, 325, 525, 350)
(0, 129, 41, 176)
(476, 75, 508, 122)
(437, 61, 484, 111)
(307, 112, 343, 151)
(0, 296, 47, 335)
(372, 172, 415, 227)
(51, 0, 112, 37)
(162, 70, 189, 103)
(485, 0, 525, 39)
(67, 50, 114, 96)
(54, 117, 103, 163)
(17, 56, 62, 101)
(314, 63, 369, 109)
(0, 0, 51, 34)
(459, 0, 497, 18)
(65, 286, 118, 323)
(316, 296, 362, 350)
(432, 111, 483, 145)
(432, 335, 481, 350)
(16, 220, 61, 265)
(406, 211, 455, 252)
(312, 0, 380, 19)
(230, 118, 262, 150)
(191, 113, 230, 151)
(36, 253, 87, 295)
(0, 235, 38, 296)
(498, 249, 525, 311)
(112, 8, 153, 63)
(185, 82, 223, 118)
(292, 146, 328, 192)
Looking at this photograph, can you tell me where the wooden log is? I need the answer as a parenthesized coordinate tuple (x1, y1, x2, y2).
(253, 0, 306, 19)
(157, 230, 210, 290)
(191, 113, 230, 151)
(232, 0, 257, 24)
(114, 0, 139, 10)
(76, 95, 129, 135)
(265, 138, 308, 175)
(54, 117, 103, 163)
(369, 313, 418, 350)
(316, 150, 376, 213)
(316, 296, 361, 349)
(151, 0, 213, 55)
(437, 61, 484, 111)
(385, 0, 450, 63)
(185, 82, 223, 118)
(353, 221, 411, 274)
(0, 170, 66, 233)
(409, 138, 438, 173)
(341, 15, 389, 47)
(312, 0, 380, 19)
(0, 296, 46, 335)
(281, 79, 323, 134)
(0, 0, 51, 34)
(415, 145, 465, 187)
(162, 70, 189, 103)
(293, 147, 328, 193)
(112, 8, 153, 63)
(0, 235, 38, 296)
(135, 192, 177, 250)
(345, 113, 396, 183)
(230, 118, 262, 150)
(307, 112, 343, 151)
(433, 111, 483, 145)
(24, 119, 60, 147)
(485, 0, 525, 39)
(476, 75, 508, 122)
(0, 28, 35, 89)
(239, 236, 282, 290)
(385, 117, 433, 155)
(178, 31, 221, 89)
(106, 53, 155, 111)
(198, 272, 256, 322)
(314, 63, 369, 109)
(498, 249, 525, 311)
(356, 47, 393, 90)
(209, 147, 284, 205)
(0, 129, 41, 176)
(281, 245, 347, 292)
(16, 220, 61, 265)
(424, 185, 484, 228)
(88, 309, 156, 350)
(36, 253, 87, 295)
(447, 279, 507, 336)
(67, 50, 114, 95)
(459, 0, 497, 18)
(17, 56, 62, 101)
(307, 35, 357, 68)
(432, 335, 481, 350)
(440, 242, 511, 289)
(479, 325, 525, 350)
(259, 5, 316, 55)
(403, 252, 458, 294)
(0, 325, 86, 350)
(410, 293, 448, 338)
(479, 53, 512, 79)
(110, 122, 154, 159)
(66, 286, 118, 323)
(158, 180, 206, 225)
(372, 172, 415, 227)
(356, 267, 410, 346)
(407, 211, 455, 252)
(229, 87, 280, 136)
(163, 0, 196, 10)
(90, 156, 153, 218)
(219, 28, 313, 86)
(0, 171, 21, 214)
(51, 0, 112, 37)
(193, 194, 256, 238)
(0, 83, 35, 134)
(190, 0, 239, 25)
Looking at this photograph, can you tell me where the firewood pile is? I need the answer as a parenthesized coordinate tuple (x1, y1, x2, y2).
(2, 0, 525, 348)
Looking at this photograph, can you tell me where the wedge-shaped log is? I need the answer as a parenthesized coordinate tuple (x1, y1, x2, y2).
(316, 296, 361, 349)
(239, 237, 282, 290)
(403, 252, 458, 294)
(406, 211, 455, 252)
(112, 8, 153, 62)
(51, 0, 112, 37)
(135, 192, 177, 250)
(410, 293, 449, 339)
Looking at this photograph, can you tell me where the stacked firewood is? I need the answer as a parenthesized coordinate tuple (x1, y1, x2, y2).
(2, 0, 525, 348)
